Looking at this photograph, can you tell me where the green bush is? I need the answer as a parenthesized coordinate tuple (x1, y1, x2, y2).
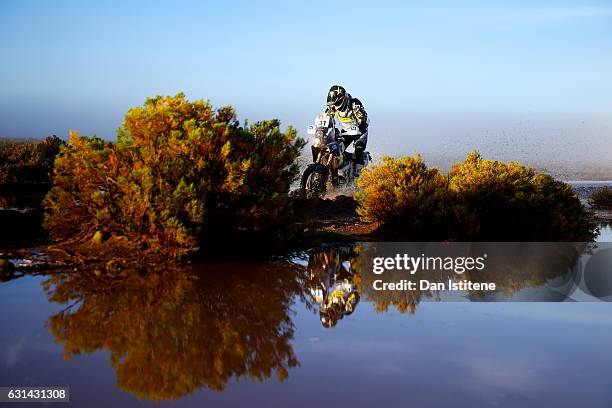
(356, 151, 596, 241)
(0, 136, 65, 184)
(44, 93, 305, 255)
(590, 186, 612, 209)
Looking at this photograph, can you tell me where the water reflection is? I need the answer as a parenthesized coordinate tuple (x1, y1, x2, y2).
(300, 241, 593, 318)
(360, 242, 590, 311)
(33, 240, 603, 402)
(42, 260, 304, 401)
(303, 245, 361, 328)
(599, 222, 612, 242)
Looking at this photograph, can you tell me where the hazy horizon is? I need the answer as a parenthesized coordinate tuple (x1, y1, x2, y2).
(1, 0, 611, 167)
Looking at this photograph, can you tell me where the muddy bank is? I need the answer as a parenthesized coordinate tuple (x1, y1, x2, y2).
(299, 195, 377, 238)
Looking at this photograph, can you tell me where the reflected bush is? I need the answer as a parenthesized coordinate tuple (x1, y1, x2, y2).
(356, 152, 596, 241)
(44, 94, 305, 255)
(358, 242, 588, 312)
(590, 186, 612, 209)
(460, 242, 586, 300)
(43, 260, 304, 401)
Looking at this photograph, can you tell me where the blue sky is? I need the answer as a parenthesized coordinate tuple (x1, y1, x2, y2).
(1, 0, 611, 163)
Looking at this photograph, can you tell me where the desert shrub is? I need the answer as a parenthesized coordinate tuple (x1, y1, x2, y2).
(355, 155, 472, 239)
(44, 93, 305, 255)
(590, 186, 612, 209)
(356, 152, 596, 241)
(0, 136, 65, 184)
(449, 152, 596, 241)
(31, 135, 66, 173)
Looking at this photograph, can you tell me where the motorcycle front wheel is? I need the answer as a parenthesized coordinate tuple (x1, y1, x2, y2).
(300, 163, 329, 199)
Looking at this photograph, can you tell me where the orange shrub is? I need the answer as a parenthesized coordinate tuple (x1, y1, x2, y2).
(449, 152, 596, 241)
(44, 93, 305, 255)
(355, 152, 596, 241)
(355, 155, 470, 239)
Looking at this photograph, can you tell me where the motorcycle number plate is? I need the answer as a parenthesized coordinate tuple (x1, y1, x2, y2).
(316, 117, 330, 128)
(307, 125, 316, 135)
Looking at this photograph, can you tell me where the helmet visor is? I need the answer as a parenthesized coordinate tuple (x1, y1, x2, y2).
(328, 95, 345, 110)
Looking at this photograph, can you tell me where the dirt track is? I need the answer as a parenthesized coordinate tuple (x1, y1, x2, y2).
(308, 195, 377, 238)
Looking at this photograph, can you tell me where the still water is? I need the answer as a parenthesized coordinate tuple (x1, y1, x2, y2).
(1, 229, 612, 408)
(599, 224, 612, 242)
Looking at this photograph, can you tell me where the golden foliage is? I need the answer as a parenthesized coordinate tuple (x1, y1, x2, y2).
(356, 151, 596, 241)
(355, 155, 472, 240)
(44, 94, 305, 255)
(449, 151, 596, 241)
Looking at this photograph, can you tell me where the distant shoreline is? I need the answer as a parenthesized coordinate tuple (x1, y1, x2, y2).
(565, 180, 612, 185)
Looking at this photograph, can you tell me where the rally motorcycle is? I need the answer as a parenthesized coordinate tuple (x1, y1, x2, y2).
(300, 112, 371, 198)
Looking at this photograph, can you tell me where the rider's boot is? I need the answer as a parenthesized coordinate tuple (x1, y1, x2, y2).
(354, 148, 368, 177)
(355, 163, 365, 177)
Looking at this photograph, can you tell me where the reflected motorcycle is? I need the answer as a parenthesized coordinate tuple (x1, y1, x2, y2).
(305, 245, 361, 328)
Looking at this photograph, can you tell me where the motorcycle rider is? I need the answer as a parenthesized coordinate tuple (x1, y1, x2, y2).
(325, 85, 369, 169)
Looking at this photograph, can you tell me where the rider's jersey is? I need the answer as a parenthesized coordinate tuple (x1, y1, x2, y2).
(327, 95, 369, 134)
